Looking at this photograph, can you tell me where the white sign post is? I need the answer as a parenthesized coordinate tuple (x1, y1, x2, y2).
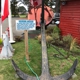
(16, 20, 36, 61)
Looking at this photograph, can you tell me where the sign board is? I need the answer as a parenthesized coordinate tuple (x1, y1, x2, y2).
(16, 20, 36, 30)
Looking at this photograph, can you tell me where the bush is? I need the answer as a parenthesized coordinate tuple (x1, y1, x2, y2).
(53, 26, 60, 34)
(50, 26, 78, 51)
(70, 38, 77, 51)
(51, 26, 61, 45)
(14, 36, 22, 42)
(0, 38, 3, 45)
(37, 34, 53, 43)
(62, 34, 73, 49)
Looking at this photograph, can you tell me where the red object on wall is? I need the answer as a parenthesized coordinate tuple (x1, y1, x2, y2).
(33, 0, 38, 7)
(30, 0, 42, 7)
(59, 0, 80, 43)
(28, 5, 54, 27)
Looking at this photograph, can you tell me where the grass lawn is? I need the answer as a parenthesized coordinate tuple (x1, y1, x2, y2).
(19, 15, 27, 18)
(0, 39, 80, 80)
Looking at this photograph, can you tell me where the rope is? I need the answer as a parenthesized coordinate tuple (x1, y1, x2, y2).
(50, 44, 69, 59)
(25, 57, 40, 80)
(24, 30, 40, 80)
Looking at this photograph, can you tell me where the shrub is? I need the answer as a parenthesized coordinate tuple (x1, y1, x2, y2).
(53, 26, 60, 34)
(0, 38, 3, 45)
(62, 34, 73, 49)
(14, 36, 22, 42)
(37, 34, 53, 43)
(51, 26, 61, 45)
(70, 38, 77, 51)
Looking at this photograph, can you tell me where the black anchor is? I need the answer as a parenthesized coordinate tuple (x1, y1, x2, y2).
(11, 0, 77, 80)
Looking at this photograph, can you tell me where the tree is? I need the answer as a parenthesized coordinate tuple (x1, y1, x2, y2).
(11, 0, 19, 17)
(23, 0, 29, 4)
(23, 0, 51, 5)
(18, 6, 26, 15)
(55, 0, 60, 13)
(16, 0, 60, 12)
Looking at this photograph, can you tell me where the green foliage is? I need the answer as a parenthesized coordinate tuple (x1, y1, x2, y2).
(48, 26, 80, 59)
(62, 34, 73, 49)
(50, 26, 78, 51)
(0, 38, 3, 45)
(70, 38, 77, 51)
(51, 26, 61, 45)
(52, 33, 60, 40)
(46, 27, 53, 35)
(62, 34, 73, 44)
(0, 39, 80, 80)
(45, 0, 49, 6)
(53, 26, 60, 34)
(11, 0, 19, 17)
(23, 0, 29, 4)
(62, 35, 78, 51)
(14, 36, 22, 42)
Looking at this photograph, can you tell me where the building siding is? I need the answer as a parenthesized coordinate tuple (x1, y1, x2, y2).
(59, 0, 80, 43)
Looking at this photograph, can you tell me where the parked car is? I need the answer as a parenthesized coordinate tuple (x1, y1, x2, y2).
(52, 13, 60, 25)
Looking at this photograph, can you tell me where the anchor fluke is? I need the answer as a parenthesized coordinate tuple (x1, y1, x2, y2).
(52, 59, 78, 80)
(11, 59, 37, 80)
(11, 59, 77, 80)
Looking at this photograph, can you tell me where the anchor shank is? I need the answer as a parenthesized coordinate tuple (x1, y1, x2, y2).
(41, 23, 50, 75)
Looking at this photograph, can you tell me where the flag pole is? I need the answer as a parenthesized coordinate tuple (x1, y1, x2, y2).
(8, 0, 15, 43)
(0, 1, 3, 39)
(0, 21, 3, 39)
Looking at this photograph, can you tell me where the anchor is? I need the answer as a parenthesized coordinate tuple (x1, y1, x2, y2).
(11, 0, 77, 80)
(11, 23, 77, 80)
(11, 22, 78, 80)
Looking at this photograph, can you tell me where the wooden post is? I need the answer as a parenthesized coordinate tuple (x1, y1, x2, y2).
(24, 30, 30, 62)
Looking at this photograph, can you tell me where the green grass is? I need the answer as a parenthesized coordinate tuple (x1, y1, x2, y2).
(0, 39, 80, 80)
(12, 14, 27, 18)
(19, 15, 27, 18)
